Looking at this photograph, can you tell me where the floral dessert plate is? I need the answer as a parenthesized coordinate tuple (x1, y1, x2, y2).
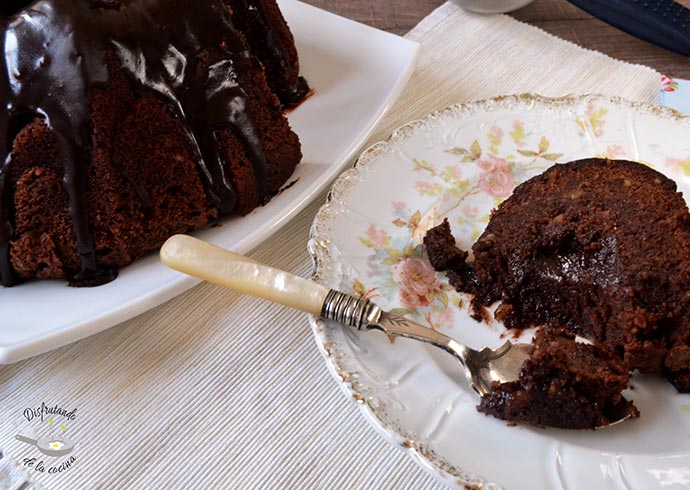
(308, 94, 690, 490)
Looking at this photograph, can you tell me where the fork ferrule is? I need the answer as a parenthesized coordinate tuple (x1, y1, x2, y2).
(321, 290, 381, 330)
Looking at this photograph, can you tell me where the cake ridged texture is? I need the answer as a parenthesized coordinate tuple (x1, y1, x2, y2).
(0, 0, 308, 287)
(228, 0, 310, 107)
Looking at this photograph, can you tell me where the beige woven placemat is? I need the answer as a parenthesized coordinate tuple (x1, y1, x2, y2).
(0, 3, 661, 489)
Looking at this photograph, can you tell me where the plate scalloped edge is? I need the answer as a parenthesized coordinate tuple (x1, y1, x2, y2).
(306, 93, 690, 490)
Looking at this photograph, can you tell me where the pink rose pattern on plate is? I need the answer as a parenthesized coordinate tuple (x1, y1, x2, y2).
(356, 206, 458, 329)
(477, 155, 514, 199)
(391, 257, 440, 308)
(661, 76, 679, 92)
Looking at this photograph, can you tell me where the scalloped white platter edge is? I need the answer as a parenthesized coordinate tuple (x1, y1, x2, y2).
(308, 94, 690, 490)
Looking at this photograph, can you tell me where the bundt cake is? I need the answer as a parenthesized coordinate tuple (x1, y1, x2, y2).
(425, 158, 690, 425)
(0, 0, 309, 288)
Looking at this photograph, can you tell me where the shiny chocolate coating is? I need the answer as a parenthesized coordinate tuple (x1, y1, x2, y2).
(0, 0, 274, 286)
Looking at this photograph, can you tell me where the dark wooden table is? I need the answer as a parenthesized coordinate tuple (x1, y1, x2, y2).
(303, 0, 690, 78)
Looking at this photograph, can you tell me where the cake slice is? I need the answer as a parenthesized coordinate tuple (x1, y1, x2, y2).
(424, 158, 690, 427)
(479, 329, 638, 429)
(425, 159, 690, 392)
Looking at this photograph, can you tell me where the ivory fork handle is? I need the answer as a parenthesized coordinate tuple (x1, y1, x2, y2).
(160, 234, 329, 316)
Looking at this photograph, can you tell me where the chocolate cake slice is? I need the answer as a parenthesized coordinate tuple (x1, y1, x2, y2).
(429, 159, 690, 391)
(479, 329, 637, 429)
(424, 158, 690, 427)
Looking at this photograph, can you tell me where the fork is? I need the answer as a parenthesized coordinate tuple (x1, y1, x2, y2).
(160, 234, 534, 395)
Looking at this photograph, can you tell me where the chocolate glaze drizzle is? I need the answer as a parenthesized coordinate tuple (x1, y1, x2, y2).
(0, 0, 290, 287)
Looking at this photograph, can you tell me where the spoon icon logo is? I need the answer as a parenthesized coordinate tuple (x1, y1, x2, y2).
(15, 434, 75, 458)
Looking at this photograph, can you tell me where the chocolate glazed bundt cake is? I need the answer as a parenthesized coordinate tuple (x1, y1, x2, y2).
(0, 0, 310, 288)
(425, 159, 690, 427)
